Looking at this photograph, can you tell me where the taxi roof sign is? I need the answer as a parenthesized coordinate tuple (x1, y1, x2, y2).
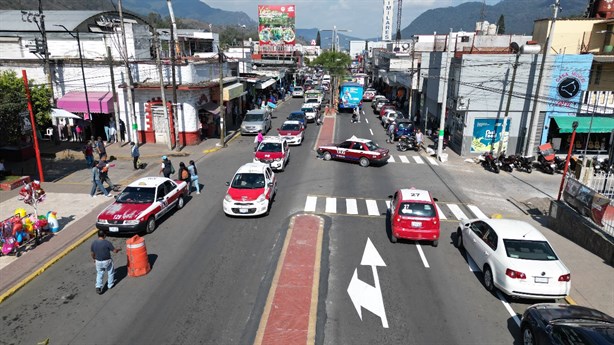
(399, 188, 432, 203)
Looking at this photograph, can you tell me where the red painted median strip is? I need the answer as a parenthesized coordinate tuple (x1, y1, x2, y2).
(255, 214, 324, 345)
(314, 115, 336, 150)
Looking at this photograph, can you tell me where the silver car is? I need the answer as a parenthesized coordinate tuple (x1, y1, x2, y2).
(241, 109, 272, 135)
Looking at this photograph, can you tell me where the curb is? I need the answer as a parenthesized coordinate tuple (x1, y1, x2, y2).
(0, 227, 98, 304)
(202, 130, 241, 154)
(565, 295, 577, 305)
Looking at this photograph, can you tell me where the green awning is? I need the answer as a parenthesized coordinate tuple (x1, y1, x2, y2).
(551, 116, 614, 133)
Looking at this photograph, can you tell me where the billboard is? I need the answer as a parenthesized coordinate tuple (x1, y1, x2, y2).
(470, 118, 511, 153)
(258, 5, 296, 46)
(339, 83, 364, 109)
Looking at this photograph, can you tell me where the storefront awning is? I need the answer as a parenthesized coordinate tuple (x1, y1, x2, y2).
(200, 101, 221, 115)
(223, 83, 245, 101)
(551, 116, 614, 133)
(256, 79, 276, 90)
(56, 91, 114, 114)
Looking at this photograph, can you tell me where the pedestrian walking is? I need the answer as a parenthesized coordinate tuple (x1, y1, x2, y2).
(188, 160, 200, 194)
(386, 121, 396, 143)
(104, 122, 110, 143)
(83, 140, 94, 168)
(75, 124, 83, 142)
(108, 122, 117, 144)
(254, 130, 264, 151)
(178, 162, 191, 185)
(416, 129, 424, 151)
(159, 156, 175, 178)
(119, 119, 126, 143)
(130, 142, 140, 170)
(97, 158, 116, 191)
(95, 136, 106, 159)
(90, 160, 112, 198)
(91, 230, 120, 294)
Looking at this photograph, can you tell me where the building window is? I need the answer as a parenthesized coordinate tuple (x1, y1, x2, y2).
(461, 36, 470, 42)
(594, 64, 603, 85)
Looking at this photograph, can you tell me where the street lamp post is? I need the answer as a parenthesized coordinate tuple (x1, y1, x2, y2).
(56, 25, 93, 137)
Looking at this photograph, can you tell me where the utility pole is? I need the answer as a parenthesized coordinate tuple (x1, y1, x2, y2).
(167, 0, 180, 149)
(118, 0, 138, 144)
(437, 28, 453, 160)
(497, 50, 520, 157)
(107, 46, 121, 142)
(218, 47, 226, 147)
(37, 0, 52, 94)
(524, 0, 560, 156)
(154, 33, 173, 151)
(408, 38, 416, 119)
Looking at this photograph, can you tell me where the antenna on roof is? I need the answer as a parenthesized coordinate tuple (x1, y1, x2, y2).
(479, 0, 486, 22)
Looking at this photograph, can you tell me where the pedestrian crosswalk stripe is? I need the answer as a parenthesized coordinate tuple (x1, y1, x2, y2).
(388, 156, 396, 163)
(426, 157, 439, 165)
(447, 204, 468, 220)
(413, 156, 425, 164)
(399, 155, 410, 163)
(325, 197, 337, 213)
(467, 205, 488, 219)
(366, 199, 379, 216)
(346, 198, 358, 215)
(436, 204, 447, 220)
(385, 200, 391, 209)
(305, 196, 317, 212)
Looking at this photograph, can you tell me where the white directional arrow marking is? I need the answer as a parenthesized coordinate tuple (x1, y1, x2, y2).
(347, 238, 389, 328)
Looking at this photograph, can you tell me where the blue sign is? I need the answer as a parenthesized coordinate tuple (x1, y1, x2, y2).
(338, 83, 364, 109)
(471, 118, 511, 153)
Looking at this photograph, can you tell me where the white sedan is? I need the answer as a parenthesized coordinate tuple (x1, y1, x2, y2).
(455, 219, 570, 299)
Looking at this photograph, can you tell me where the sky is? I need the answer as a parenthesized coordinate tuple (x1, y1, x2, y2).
(204, 0, 500, 38)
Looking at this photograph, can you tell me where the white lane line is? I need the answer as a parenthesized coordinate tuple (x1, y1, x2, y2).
(346, 198, 358, 215)
(413, 156, 425, 164)
(305, 196, 317, 212)
(366, 199, 380, 216)
(426, 157, 439, 165)
(466, 254, 480, 272)
(369, 128, 374, 136)
(416, 244, 430, 268)
(365, 118, 369, 124)
(385, 200, 391, 209)
(497, 291, 521, 327)
(399, 155, 410, 163)
(325, 197, 337, 213)
(436, 204, 447, 220)
(467, 205, 489, 219)
(388, 156, 396, 163)
(447, 204, 469, 220)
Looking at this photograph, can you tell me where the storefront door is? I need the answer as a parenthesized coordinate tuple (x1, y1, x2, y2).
(151, 104, 168, 144)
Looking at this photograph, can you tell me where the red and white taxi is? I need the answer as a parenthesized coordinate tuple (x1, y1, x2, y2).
(317, 136, 390, 167)
(254, 136, 290, 171)
(223, 162, 278, 216)
(362, 88, 377, 101)
(96, 177, 188, 234)
(389, 188, 440, 246)
(277, 120, 305, 145)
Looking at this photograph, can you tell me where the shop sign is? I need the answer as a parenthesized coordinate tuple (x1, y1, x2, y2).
(223, 83, 245, 101)
(470, 118, 510, 153)
(547, 54, 592, 114)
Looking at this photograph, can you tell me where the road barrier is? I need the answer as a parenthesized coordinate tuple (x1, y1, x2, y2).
(126, 235, 150, 277)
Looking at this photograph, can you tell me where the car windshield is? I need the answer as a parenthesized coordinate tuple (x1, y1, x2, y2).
(397, 122, 413, 129)
(258, 142, 282, 152)
(116, 186, 156, 203)
(294, 87, 303, 91)
(306, 99, 318, 103)
(364, 141, 381, 151)
(281, 123, 300, 131)
(503, 239, 559, 260)
(244, 113, 264, 122)
(231, 173, 266, 189)
(398, 202, 436, 217)
(288, 113, 304, 121)
(301, 107, 314, 113)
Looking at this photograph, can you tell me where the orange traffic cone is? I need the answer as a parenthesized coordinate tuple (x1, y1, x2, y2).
(126, 235, 151, 277)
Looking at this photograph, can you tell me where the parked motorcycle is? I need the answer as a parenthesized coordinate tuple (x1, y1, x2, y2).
(537, 143, 556, 174)
(480, 151, 500, 173)
(512, 155, 533, 173)
(497, 153, 515, 173)
(396, 135, 418, 152)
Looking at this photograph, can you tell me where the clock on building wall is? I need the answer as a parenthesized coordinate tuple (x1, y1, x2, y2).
(557, 77, 581, 99)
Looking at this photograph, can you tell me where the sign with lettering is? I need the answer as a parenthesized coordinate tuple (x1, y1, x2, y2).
(382, 0, 394, 41)
(547, 54, 592, 114)
(471, 118, 511, 153)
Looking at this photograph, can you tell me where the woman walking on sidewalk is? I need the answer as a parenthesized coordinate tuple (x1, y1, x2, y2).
(188, 160, 200, 194)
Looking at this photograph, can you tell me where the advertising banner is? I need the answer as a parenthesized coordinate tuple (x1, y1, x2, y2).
(258, 4, 296, 46)
(382, 0, 394, 41)
(470, 118, 511, 153)
(547, 54, 592, 114)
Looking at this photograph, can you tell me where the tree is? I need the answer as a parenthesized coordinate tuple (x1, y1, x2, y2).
(496, 15, 505, 35)
(316, 31, 321, 47)
(0, 71, 52, 145)
(308, 51, 352, 79)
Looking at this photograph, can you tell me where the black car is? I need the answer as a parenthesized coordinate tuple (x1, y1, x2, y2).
(521, 303, 614, 345)
(287, 111, 307, 128)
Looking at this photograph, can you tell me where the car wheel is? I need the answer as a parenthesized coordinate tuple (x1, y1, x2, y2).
(145, 217, 156, 234)
(455, 229, 463, 249)
(527, 167, 532, 174)
(359, 157, 370, 167)
(432, 240, 439, 247)
(483, 265, 495, 292)
(521, 324, 536, 345)
(390, 233, 397, 243)
(323, 151, 332, 161)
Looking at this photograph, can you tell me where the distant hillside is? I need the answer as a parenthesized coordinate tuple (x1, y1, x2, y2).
(401, 0, 588, 37)
(0, 0, 256, 26)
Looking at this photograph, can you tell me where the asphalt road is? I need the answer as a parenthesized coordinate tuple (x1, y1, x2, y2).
(0, 97, 572, 345)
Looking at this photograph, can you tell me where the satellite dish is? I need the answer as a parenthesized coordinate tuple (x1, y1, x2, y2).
(402, 43, 410, 49)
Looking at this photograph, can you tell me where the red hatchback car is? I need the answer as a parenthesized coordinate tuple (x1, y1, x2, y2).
(388, 188, 440, 246)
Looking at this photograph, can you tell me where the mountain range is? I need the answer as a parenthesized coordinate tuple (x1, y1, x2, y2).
(0, 0, 591, 43)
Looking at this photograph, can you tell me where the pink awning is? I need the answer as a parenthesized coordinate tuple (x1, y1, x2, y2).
(56, 91, 114, 114)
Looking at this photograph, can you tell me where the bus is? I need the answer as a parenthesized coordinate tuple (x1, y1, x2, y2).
(338, 82, 364, 111)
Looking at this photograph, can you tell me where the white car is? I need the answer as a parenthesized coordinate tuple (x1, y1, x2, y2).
(292, 86, 304, 98)
(223, 163, 277, 217)
(456, 219, 571, 299)
(381, 110, 402, 127)
(301, 104, 319, 122)
(254, 136, 290, 171)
